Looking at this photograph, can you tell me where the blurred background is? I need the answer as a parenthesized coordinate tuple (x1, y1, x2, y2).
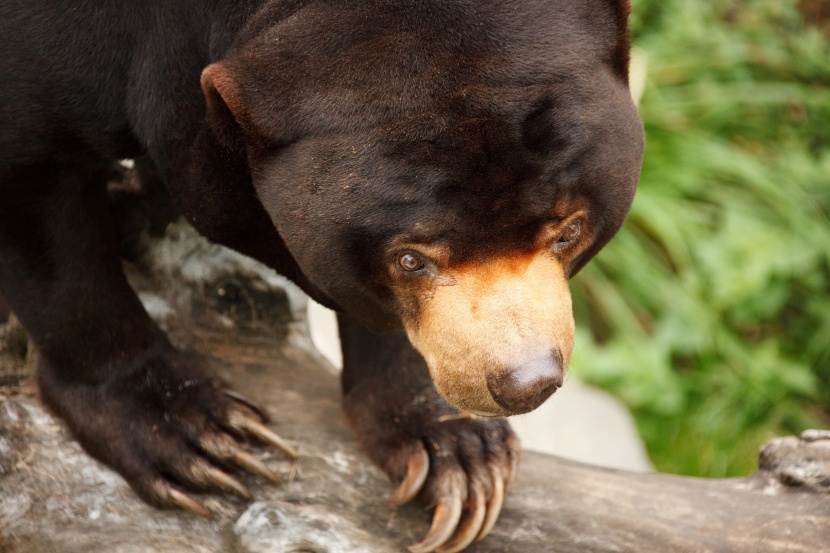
(568, 0, 830, 477)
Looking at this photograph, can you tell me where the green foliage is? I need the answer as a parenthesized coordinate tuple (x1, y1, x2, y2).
(571, 0, 830, 477)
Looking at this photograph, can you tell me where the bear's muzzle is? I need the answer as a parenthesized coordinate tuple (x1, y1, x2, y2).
(403, 251, 574, 417)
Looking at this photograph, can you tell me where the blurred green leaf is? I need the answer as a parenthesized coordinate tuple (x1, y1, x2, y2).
(571, 0, 830, 477)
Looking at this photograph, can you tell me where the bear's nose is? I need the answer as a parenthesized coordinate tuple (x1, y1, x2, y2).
(487, 352, 564, 415)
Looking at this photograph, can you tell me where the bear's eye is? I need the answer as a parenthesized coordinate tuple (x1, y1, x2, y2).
(554, 222, 581, 249)
(398, 252, 426, 272)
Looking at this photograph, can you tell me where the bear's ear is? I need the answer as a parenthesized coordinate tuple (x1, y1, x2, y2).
(200, 63, 259, 147)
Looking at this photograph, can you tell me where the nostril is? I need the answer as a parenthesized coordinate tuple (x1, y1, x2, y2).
(487, 352, 564, 414)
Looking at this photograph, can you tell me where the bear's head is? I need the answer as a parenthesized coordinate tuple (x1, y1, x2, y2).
(200, 0, 643, 416)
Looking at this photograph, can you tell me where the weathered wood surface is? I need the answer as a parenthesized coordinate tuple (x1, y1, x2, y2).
(1, 223, 828, 553)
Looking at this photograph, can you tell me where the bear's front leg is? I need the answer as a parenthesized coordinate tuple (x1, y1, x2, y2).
(338, 315, 520, 553)
(0, 166, 296, 516)
(37, 344, 297, 515)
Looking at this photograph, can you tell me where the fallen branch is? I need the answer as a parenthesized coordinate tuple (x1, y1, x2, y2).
(1, 223, 827, 553)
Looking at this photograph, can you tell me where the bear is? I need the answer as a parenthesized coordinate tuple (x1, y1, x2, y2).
(0, 1, 643, 551)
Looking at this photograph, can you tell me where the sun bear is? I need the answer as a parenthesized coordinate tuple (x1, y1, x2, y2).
(0, 1, 643, 551)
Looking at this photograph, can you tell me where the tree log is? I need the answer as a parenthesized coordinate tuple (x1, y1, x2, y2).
(1, 222, 828, 553)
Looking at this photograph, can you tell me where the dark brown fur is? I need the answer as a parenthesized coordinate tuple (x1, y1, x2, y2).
(0, 0, 643, 540)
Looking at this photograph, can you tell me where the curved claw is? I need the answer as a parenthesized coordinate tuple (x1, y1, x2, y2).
(436, 481, 487, 553)
(475, 467, 505, 543)
(232, 449, 282, 485)
(187, 458, 252, 500)
(228, 409, 299, 459)
(387, 445, 430, 506)
(408, 490, 464, 553)
(203, 465, 252, 500)
(199, 433, 281, 485)
(167, 487, 212, 519)
(223, 389, 270, 422)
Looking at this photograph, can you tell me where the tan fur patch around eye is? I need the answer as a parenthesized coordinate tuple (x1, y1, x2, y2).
(402, 252, 574, 416)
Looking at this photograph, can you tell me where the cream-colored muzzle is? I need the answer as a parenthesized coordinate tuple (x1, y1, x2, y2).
(404, 252, 574, 416)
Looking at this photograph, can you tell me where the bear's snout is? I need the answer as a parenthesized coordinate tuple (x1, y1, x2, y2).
(401, 251, 575, 417)
(486, 351, 564, 414)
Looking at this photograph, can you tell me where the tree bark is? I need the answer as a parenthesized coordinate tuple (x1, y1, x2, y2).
(0, 221, 828, 553)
